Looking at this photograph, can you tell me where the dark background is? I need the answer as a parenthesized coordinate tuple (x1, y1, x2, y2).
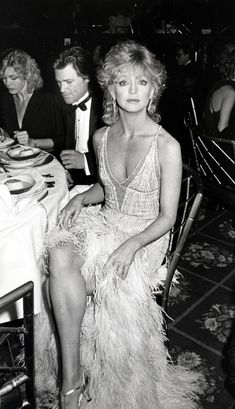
(1, 0, 235, 46)
(1, 0, 235, 27)
(0, 0, 234, 87)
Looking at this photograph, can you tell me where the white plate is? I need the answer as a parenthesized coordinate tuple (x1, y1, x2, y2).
(4, 174, 35, 194)
(15, 184, 48, 202)
(7, 146, 40, 160)
(0, 137, 14, 149)
(4, 160, 35, 170)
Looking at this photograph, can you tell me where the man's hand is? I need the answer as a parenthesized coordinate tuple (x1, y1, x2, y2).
(60, 149, 85, 170)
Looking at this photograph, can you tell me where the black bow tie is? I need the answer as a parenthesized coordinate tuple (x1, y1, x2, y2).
(72, 94, 92, 111)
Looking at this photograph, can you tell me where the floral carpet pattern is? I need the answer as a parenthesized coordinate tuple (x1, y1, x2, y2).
(182, 242, 234, 269)
(168, 203, 235, 409)
(171, 347, 222, 405)
(196, 304, 235, 344)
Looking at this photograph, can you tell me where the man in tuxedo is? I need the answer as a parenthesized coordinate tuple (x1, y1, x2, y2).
(175, 42, 198, 97)
(54, 46, 103, 185)
(160, 41, 201, 162)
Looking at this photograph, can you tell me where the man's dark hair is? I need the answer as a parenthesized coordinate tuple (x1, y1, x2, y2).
(54, 46, 96, 89)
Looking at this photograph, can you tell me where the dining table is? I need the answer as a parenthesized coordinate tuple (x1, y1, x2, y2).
(0, 139, 70, 323)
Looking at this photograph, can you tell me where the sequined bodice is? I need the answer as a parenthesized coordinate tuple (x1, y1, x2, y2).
(98, 126, 161, 221)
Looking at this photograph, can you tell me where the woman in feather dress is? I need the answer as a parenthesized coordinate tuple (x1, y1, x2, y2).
(44, 40, 199, 409)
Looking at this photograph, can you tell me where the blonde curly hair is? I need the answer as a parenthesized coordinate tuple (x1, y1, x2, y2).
(97, 40, 166, 125)
(0, 49, 43, 93)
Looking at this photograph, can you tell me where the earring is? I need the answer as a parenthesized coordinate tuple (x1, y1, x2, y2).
(112, 98, 119, 122)
(147, 97, 153, 113)
(112, 98, 116, 110)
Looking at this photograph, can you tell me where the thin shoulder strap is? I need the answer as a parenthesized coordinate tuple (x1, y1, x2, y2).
(154, 125, 161, 141)
(99, 126, 109, 145)
(153, 125, 161, 176)
(97, 126, 109, 157)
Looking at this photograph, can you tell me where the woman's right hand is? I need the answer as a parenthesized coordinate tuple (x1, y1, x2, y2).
(60, 194, 84, 229)
(14, 130, 30, 145)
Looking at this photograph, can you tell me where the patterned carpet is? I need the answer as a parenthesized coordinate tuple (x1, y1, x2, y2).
(168, 199, 235, 409)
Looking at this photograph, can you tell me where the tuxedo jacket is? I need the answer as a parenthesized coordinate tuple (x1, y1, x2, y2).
(60, 90, 103, 185)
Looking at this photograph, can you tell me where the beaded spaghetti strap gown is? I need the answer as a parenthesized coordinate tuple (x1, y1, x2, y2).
(35, 126, 199, 409)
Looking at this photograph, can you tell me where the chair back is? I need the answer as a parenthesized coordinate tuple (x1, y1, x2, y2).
(0, 282, 35, 408)
(189, 97, 199, 126)
(161, 165, 203, 316)
(184, 97, 200, 128)
(183, 97, 201, 168)
(188, 127, 235, 210)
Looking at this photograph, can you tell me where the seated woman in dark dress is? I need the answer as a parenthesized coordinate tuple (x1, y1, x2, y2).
(202, 44, 235, 140)
(0, 49, 65, 155)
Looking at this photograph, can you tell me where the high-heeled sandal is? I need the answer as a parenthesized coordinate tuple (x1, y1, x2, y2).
(61, 372, 91, 408)
(82, 372, 91, 403)
(61, 384, 83, 409)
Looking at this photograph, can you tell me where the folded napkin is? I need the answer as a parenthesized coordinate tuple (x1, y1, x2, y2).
(0, 184, 38, 221)
(14, 168, 46, 197)
(0, 169, 47, 232)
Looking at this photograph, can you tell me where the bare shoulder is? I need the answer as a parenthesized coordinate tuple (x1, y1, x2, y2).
(157, 127, 182, 175)
(226, 86, 235, 99)
(93, 126, 108, 148)
(157, 127, 182, 179)
(158, 126, 181, 157)
(219, 85, 235, 97)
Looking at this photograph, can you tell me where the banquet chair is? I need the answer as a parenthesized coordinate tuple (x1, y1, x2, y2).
(158, 164, 203, 332)
(188, 126, 235, 212)
(183, 97, 199, 128)
(183, 97, 201, 169)
(0, 281, 35, 408)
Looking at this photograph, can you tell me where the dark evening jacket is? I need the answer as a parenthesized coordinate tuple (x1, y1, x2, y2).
(0, 88, 65, 155)
(60, 90, 103, 185)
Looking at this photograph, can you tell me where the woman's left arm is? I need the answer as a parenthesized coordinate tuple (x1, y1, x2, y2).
(105, 132, 182, 279)
(15, 122, 61, 150)
(30, 136, 54, 150)
(218, 89, 235, 132)
(14, 130, 54, 150)
(134, 133, 182, 248)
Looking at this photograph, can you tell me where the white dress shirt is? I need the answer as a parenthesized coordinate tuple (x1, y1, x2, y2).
(73, 92, 92, 175)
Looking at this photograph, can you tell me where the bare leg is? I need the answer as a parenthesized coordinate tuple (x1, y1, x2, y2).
(49, 246, 87, 408)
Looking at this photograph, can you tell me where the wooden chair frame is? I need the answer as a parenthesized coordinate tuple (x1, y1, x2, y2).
(0, 282, 35, 408)
(161, 165, 203, 320)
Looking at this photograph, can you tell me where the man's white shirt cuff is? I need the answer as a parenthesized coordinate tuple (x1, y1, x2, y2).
(83, 154, 91, 175)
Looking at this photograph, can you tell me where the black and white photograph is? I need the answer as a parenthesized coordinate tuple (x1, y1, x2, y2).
(0, 1, 234, 408)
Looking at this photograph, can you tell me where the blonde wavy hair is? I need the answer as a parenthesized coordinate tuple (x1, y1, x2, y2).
(0, 49, 43, 93)
(97, 40, 167, 125)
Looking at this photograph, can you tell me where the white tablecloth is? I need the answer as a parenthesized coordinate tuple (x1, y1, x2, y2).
(0, 155, 69, 323)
